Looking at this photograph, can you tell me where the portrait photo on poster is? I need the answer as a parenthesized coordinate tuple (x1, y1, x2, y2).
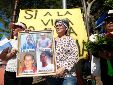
(18, 52, 37, 75)
(17, 30, 56, 77)
(20, 33, 37, 52)
(37, 50, 54, 73)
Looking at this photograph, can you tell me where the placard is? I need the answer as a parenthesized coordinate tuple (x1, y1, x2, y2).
(17, 30, 56, 77)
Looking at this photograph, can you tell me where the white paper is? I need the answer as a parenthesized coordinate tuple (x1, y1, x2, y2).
(0, 36, 12, 54)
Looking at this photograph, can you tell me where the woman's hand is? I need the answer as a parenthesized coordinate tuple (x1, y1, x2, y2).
(24, 29, 31, 33)
(56, 67, 65, 77)
(0, 47, 18, 61)
(0, 47, 9, 60)
(6, 49, 18, 61)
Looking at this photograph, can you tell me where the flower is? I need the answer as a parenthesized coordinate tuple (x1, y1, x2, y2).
(85, 32, 113, 58)
(89, 34, 98, 42)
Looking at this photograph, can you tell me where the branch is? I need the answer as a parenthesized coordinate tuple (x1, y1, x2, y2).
(90, 0, 96, 6)
(87, 0, 96, 17)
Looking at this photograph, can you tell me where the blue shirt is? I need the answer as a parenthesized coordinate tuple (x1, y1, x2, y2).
(21, 42, 36, 52)
(38, 38, 51, 48)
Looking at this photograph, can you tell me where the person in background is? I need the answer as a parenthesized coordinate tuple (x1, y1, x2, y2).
(21, 53, 37, 74)
(46, 19, 79, 85)
(99, 10, 113, 85)
(4, 22, 33, 85)
(91, 10, 113, 85)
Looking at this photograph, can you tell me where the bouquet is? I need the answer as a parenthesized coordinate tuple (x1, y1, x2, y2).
(85, 32, 113, 59)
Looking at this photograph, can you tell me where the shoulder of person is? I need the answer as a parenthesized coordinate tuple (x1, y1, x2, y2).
(54, 37, 58, 41)
(66, 36, 75, 41)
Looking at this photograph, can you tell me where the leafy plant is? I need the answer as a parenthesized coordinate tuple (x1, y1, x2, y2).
(85, 33, 113, 57)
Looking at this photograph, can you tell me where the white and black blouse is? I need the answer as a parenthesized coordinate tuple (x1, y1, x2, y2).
(55, 35, 79, 76)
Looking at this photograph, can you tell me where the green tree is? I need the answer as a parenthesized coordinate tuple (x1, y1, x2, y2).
(104, 0, 113, 10)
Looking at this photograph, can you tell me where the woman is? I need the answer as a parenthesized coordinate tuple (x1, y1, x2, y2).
(99, 12, 113, 85)
(91, 10, 113, 85)
(4, 22, 33, 85)
(47, 19, 79, 85)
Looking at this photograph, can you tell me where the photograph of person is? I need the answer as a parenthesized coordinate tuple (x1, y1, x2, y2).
(37, 51, 54, 72)
(19, 53, 37, 74)
(21, 34, 36, 52)
(37, 33, 52, 50)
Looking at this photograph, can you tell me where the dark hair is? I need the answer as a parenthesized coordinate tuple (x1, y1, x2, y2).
(54, 19, 69, 29)
(14, 25, 23, 29)
(14, 22, 27, 30)
(40, 51, 52, 57)
(105, 17, 113, 22)
(40, 52, 47, 58)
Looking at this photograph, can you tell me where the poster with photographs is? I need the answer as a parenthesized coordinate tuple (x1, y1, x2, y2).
(17, 30, 56, 77)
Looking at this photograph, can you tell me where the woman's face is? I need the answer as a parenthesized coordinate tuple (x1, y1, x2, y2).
(105, 19, 113, 33)
(55, 22, 67, 36)
(24, 55, 34, 69)
(13, 27, 23, 37)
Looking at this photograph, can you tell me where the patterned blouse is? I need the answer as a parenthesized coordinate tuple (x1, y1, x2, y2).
(55, 35, 79, 76)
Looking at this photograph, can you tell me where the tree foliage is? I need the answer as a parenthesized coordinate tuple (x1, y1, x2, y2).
(0, 0, 14, 37)
(18, 0, 61, 9)
(104, 0, 113, 10)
